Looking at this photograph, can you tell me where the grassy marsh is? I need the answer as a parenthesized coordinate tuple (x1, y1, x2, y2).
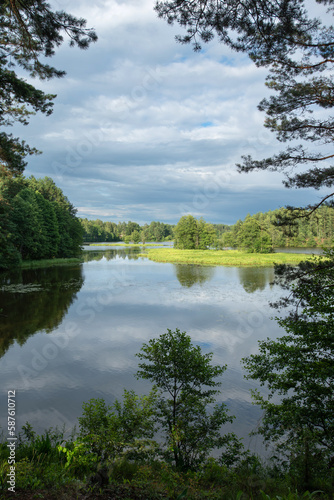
(139, 248, 319, 267)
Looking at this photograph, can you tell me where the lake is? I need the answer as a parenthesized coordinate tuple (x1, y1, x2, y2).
(0, 246, 301, 454)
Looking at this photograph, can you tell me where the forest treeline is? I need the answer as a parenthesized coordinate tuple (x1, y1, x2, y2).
(80, 219, 174, 243)
(0, 175, 83, 270)
(82, 206, 334, 251)
(2, 193, 333, 272)
(219, 206, 334, 251)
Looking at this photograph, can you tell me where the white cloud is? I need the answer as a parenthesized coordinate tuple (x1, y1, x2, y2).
(23, 0, 320, 224)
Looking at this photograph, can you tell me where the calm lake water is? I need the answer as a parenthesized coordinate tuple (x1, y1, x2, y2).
(0, 247, 312, 453)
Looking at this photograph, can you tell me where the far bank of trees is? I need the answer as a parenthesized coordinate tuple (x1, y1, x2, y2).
(81, 206, 334, 252)
(219, 206, 334, 252)
(0, 175, 83, 270)
(174, 207, 334, 253)
(80, 219, 174, 243)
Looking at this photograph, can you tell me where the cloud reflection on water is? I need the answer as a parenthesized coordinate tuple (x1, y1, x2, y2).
(0, 249, 284, 450)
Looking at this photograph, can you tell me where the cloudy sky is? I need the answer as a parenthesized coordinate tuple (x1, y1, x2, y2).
(19, 0, 326, 225)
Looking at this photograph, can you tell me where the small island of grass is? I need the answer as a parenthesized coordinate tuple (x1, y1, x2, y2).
(139, 248, 319, 267)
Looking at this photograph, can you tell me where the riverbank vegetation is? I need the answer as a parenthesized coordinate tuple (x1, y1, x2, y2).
(172, 210, 334, 253)
(1, 327, 332, 499)
(1, 425, 332, 499)
(140, 248, 319, 267)
(0, 176, 83, 271)
(80, 205, 334, 252)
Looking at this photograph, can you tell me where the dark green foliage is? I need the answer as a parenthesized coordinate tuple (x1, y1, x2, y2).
(174, 215, 217, 249)
(0, 134, 40, 177)
(54, 205, 83, 258)
(136, 328, 233, 470)
(0, 209, 21, 269)
(0, 420, 333, 497)
(141, 220, 174, 242)
(109, 459, 140, 482)
(218, 432, 258, 470)
(155, 0, 316, 57)
(11, 187, 44, 260)
(0, 240, 21, 270)
(242, 250, 334, 488)
(78, 389, 158, 462)
(130, 229, 141, 244)
(235, 215, 273, 253)
(221, 206, 334, 249)
(6, 423, 71, 489)
(34, 192, 60, 258)
(174, 215, 198, 249)
(0, 0, 97, 174)
(0, 175, 83, 270)
(16, 423, 59, 462)
(0, 173, 25, 266)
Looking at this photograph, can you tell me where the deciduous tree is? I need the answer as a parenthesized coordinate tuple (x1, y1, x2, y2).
(174, 215, 217, 249)
(79, 390, 158, 462)
(136, 328, 233, 470)
(130, 230, 141, 244)
(237, 215, 273, 253)
(174, 215, 198, 249)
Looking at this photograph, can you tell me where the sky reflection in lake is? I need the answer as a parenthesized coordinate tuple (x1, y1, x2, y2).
(0, 249, 285, 453)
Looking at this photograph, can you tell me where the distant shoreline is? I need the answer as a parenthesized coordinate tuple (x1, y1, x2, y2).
(3, 246, 323, 272)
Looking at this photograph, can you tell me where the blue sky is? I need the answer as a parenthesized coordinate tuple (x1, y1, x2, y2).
(19, 0, 327, 225)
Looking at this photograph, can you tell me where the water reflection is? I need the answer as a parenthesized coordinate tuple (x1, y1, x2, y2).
(238, 267, 275, 293)
(82, 248, 142, 262)
(0, 249, 284, 451)
(174, 264, 215, 287)
(0, 266, 84, 358)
